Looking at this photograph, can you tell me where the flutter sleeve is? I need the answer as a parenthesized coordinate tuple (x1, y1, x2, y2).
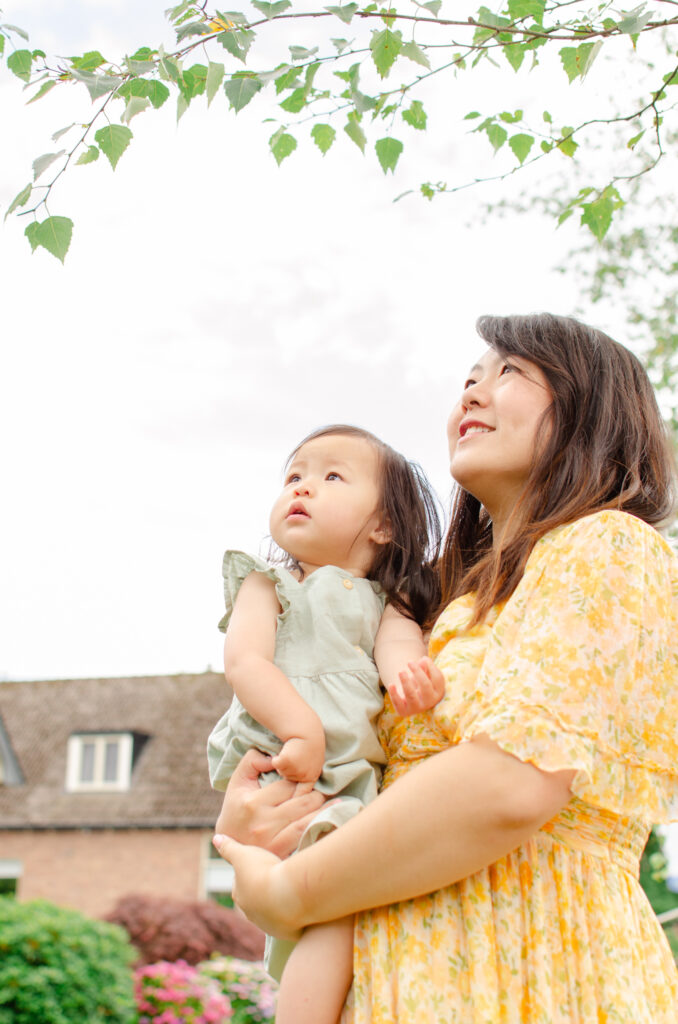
(217, 550, 294, 633)
(435, 510, 678, 823)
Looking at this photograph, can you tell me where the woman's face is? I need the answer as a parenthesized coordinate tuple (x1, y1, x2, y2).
(447, 348, 553, 526)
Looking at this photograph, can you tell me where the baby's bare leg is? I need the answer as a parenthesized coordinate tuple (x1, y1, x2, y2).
(274, 916, 353, 1024)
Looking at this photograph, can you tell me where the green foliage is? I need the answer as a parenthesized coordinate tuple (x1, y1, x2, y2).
(3, 0, 678, 261)
(639, 830, 678, 961)
(0, 899, 137, 1024)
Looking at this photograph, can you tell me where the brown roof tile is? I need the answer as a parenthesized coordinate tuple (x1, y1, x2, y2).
(0, 672, 232, 829)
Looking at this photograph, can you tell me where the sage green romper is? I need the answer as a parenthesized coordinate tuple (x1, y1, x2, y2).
(207, 551, 388, 976)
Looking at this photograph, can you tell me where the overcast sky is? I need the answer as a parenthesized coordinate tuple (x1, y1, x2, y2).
(0, 1, 628, 683)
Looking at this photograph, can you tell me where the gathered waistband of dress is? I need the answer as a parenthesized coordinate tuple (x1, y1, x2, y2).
(538, 798, 649, 878)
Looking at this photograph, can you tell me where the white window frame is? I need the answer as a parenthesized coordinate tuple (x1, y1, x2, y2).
(66, 733, 133, 792)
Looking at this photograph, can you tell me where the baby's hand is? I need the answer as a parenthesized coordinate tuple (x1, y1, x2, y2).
(271, 735, 325, 784)
(387, 656, 446, 717)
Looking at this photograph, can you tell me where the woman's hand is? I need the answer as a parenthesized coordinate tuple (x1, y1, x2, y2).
(212, 834, 304, 941)
(214, 748, 326, 858)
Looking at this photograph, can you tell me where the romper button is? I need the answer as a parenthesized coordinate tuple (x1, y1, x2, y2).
(343, 578, 353, 590)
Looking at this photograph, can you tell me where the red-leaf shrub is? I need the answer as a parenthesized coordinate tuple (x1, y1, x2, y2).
(105, 894, 265, 966)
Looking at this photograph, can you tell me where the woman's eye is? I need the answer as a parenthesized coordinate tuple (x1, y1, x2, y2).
(463, 378, 477, 390)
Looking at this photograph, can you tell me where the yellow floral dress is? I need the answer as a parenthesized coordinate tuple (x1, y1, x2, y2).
(344, 511, 678, 1023)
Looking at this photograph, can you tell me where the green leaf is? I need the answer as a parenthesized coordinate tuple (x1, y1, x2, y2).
(507, 0, 545, 22)
(464, 111, 482, 120)
(269, 129, 297, 164)
(70, 67, 124, 100)
(32, 150, 65, 181)
(94, 124, 133, 169)
(473, 6, 510, 41)
(618, 7, 652, 33)
(626, 129, 644, 149)
(25, 221, 41, 253)
(2, 22, 29, 41)
(219, 26, 256, 62)
(325, 3, 359, 23)
(331, 38, 350, 52)
(375, 136, 403, 173)
(353, 89, 376, 113)
(259, 63, 294, 85)
(215, 9, 250, 25)
(580, 189, 621, 241)
(311, 122, 336, 154)
(556, 127, 577, 157)
(499, 109, 523, 124)
(4, 183, 32, 221)
(158, 55, 181, 82)
(179, 63, 208, 101)
(279, 86, 307, 112)
(486, 123, 508, 151)
(252, 0, 292, 17)
(559, 42, 596, 83)
(401, 40, 430, 69)
(70, 50, 106, 71)
(289, 44, 319, 60)
(27, 79, 56, 103)
(402, 99, 427, 130)
(508, 132, 534, 163)
(503, 42, 525, 71)
(25, 216, 73, 263)
(542, 109, 552, 123)
(175, 19, 211, 41)
(148, 80, 170, 108)
(370, 27, 402, 78)
(7, 49, 32, 82)
(417, 0, 441, 15)
(206, 61, 225, 105)
(344, 114, 367, 152)
(121, 95, 151, 123)
(224, 74, 262, 111)
(76, 145, 100, 165)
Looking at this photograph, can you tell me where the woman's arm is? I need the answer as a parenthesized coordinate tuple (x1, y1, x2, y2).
(225, 572, 325, 783)
(214, 734, 575, 938)
(374, 604, 445, 715)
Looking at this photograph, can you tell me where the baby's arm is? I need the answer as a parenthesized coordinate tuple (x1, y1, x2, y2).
(225, 572, 325, 783)
(374, 603, 445, 717)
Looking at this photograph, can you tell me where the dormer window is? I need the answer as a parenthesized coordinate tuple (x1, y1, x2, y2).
(66, 732, 134, 792)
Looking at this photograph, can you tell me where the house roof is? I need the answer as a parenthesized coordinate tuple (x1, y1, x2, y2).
(0, 672, 231, 829)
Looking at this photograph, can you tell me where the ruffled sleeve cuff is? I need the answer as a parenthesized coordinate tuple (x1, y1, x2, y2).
(218, 550, 295, 633)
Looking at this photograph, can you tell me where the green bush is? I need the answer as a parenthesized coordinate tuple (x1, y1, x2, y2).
(0, 898, 137, 1024)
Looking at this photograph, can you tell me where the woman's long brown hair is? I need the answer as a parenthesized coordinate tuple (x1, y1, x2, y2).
(439, 313, 677, 624)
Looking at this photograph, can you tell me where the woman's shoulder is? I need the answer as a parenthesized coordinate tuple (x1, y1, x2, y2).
(533, 509, 675, 565)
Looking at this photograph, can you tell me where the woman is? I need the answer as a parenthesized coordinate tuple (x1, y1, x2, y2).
(214, 313, 678, 1023)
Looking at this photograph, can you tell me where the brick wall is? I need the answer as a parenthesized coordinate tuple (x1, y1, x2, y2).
(0, 828, 211, 918)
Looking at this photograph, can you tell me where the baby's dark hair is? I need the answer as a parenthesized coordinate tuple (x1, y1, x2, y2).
(284, 424, 442, 627)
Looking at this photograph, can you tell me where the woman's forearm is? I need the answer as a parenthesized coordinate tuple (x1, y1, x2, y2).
(277, 735, 574, 927)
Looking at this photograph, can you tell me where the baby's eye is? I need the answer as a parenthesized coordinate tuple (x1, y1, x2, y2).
(286, 472, 301, 484)
(326, 471, 343, 481)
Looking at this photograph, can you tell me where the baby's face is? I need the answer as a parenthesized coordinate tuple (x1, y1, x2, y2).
(269, 433, 387, 578)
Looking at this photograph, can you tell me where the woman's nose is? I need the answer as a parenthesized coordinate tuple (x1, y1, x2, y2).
(461, 380, 488, 411)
